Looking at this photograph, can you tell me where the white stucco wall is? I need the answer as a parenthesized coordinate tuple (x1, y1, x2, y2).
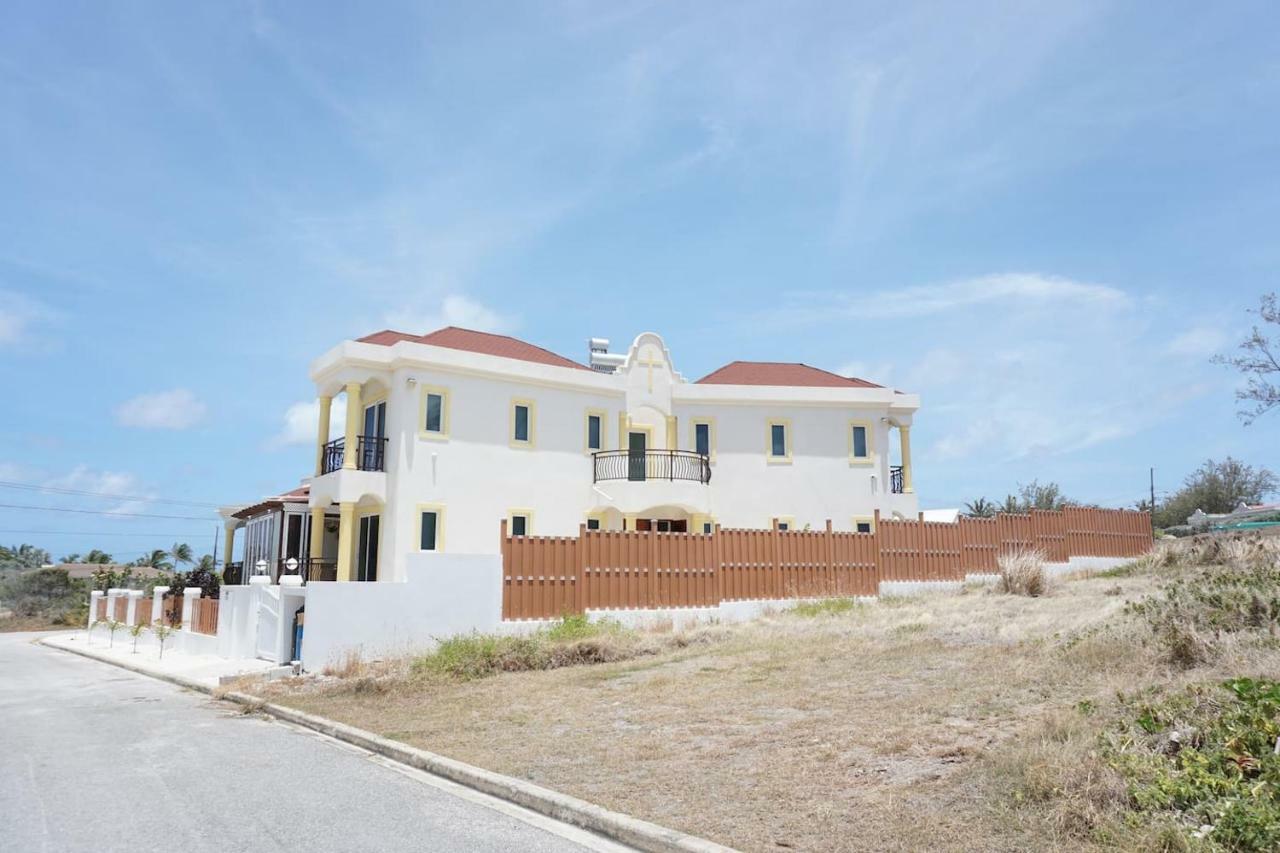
(300, 553, 502, 670)
(308, 331, 921, 581)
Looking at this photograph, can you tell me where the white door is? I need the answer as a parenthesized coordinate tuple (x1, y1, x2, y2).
(255, 586, 280, 661)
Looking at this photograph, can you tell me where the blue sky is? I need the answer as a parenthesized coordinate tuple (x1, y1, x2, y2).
(2, 1, 1276, 561)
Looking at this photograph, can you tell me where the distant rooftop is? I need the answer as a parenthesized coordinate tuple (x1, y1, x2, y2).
(695, 361, 883, 389)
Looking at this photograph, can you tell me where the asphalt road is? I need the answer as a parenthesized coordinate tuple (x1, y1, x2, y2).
(0, 632, 624, 853)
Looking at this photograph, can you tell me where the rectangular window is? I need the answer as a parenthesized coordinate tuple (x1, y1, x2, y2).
(420, 511, 439, 551)
(511, 514, 528, 537)
(856, 521, 872, 534)
(702, 522, 713, 534)
(587, 414, 602, 451)
(695, 422, 710, 457)
(425, 393, 443, 433)
(852, 425, 868, 458)
(511, 401, 533, 446)
(777, 521, 790, 531)
(770, 423, 787, 457)
(586, 518, 601, 531)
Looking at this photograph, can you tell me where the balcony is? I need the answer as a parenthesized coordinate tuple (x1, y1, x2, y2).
(593, 450, 711, 484)
(320, 435, 388, 475)
(890, 465, 904, 494)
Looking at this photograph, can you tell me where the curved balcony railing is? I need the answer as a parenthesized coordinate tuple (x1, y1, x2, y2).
(593, 450, 711, 484)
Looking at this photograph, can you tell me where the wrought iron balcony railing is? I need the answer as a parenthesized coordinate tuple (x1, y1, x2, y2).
(320, 435, 388, 474)
(890, 465, 904, 494)
(593, 450, 711, 484)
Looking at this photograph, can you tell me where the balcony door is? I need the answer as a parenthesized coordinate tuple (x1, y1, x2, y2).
(628, 431, 647, 481)
(356, 514, 379, 582)
(361, 401, 386, 470)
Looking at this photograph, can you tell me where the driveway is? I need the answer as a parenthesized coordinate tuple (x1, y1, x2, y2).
(0, 631, 625, 853)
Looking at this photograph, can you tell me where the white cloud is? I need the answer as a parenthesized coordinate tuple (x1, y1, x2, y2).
(1164, 325, 1230, 358)
(383, 294, 514, 335)
(45, 466, 152, 516)
(114, 389, 208, 430)
(835, 360, 895, 386)
(271, 396, 347, 448)
(0, 290, 53, 347)
(862, 273, 1129, 319)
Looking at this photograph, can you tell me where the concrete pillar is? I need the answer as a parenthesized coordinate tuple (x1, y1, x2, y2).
(336, 501, 356, 581)
(308, 506, 325, 576)
(151, 586, 169, 625)
(106, 588, 123, 623)
(666, 415, 677, 449)
(88, 591, 103, 629)
(617, 412, 627, 450)
(342, 382, 362, 470)
(315, 394, 333, 475)
(900, 426, 914, 494)
(180, 587, 202, 632)
(222, 526, 236, 575)
(125, 590, 142, 625)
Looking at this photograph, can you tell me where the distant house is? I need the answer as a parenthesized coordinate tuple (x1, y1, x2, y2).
(54, 563, 168, 582)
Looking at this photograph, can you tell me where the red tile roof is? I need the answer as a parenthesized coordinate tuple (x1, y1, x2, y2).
(695, 361, 883, 388)
(357, 327, 588, 371)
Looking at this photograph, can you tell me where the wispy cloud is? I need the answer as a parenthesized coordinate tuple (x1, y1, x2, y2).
(270, 396, 346, 448)
(45, 465, 152, 516)
(114, 389, 208, 430)
(1164, 324, 1231, 358)
(0, 290, 54, 346)
(384, 294, 515, 336)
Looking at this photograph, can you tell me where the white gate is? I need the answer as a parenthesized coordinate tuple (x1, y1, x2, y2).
(255, 585, 280, 661)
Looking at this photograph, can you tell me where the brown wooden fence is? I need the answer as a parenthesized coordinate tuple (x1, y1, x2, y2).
(95, 597, 107, 621)
(134, 597, 153, 625)
(161, 594, 183, 628)
(190, 598, 219, 635)
(112, 596, 128, 623)
(502, 508, 1152, 620)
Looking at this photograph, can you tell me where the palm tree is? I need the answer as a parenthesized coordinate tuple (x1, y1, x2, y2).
(963, 498, 997, 518)
(137, 549, 173, 571)
(85, 549, 113, 564)
(194, 554, 215, 573)
(169, 542, 193, 572)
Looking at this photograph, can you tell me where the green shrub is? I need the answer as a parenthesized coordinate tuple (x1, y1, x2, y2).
(412, 615, 644, 680)
(1105, 678, 1280, 852)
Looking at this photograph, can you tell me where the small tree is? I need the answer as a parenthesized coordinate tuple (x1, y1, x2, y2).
(1154, 457, 1279, 528)
(1214, 292, 1280, 424)
(128, 620, 149, 654)
(105, 618, 124, 648)
(152, 622, 175, 659)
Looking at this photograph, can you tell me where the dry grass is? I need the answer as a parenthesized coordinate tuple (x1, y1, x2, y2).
(258, 570, 1217, 852)
(997, 548, 1049, 597)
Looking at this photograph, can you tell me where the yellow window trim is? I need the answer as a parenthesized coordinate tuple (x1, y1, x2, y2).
(852, 515, 876, 533)
(765, 418, 792, 464)
(848, 418, 874, 465)
(418, 384, 451, 441)
(689, 416, 717, 464)
(774, 515, 796, 531)
(690, 513, 716, 534)
(415, 503, 446, 552)
(585, 510, 607, 531)
(584, 408, 607, 454)
(509, 398, 537, 449)
(507, 508, 535, 537)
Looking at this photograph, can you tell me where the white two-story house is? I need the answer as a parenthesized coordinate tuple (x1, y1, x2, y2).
(224, 326, 920, 583)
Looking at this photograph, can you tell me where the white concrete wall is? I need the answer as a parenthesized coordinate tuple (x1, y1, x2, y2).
(308, 331, 921, 581)
(300, 553, 502, 671)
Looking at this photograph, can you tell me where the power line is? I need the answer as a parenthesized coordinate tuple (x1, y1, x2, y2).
(0, 529, 209, 538)
(0, 502, 211, 521)
(0, 479, 224, 508)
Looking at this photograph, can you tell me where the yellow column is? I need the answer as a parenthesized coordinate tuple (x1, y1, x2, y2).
(336, 502, 356, 581)
(222, 526, 235, 569)
(900, 426, 914, 494)
(666, 415, 677, 449)
(342, 382, 362, 470)
(617, 412, 628, 449)
(308, 506, 325, 565)
(315, 395, 332, 475)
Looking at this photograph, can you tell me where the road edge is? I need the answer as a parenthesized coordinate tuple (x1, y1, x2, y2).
(39, 637, 735, 853)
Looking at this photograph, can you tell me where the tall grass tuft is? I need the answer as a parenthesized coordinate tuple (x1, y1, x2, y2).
(998, 549, 1049, 597)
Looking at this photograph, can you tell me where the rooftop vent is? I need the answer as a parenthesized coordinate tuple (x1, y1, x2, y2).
(588, 337, 626, 373)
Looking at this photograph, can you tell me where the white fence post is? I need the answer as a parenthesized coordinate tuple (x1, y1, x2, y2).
(151, 586, 169, 625)
(88, 591, 103, 629)
(180, 587, 202, 632)
(125, 590, 142, 625)
(106, 588, 123, 623)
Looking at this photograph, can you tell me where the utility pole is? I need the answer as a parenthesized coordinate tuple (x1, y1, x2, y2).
(1150, 467, 1156, 531)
